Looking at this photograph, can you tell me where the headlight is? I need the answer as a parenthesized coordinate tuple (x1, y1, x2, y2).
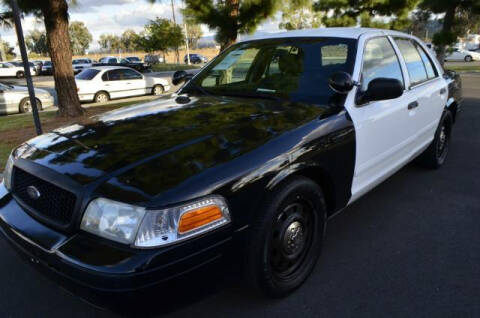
(3, 153, 14, 190)
(80, 195, 231, 248)
(81, 198, 146, 244)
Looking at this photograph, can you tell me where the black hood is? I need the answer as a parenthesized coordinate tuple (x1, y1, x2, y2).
(21, 94, 331, 202)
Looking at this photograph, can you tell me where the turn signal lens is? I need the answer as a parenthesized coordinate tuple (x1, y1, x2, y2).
(178, 205, 223, 234)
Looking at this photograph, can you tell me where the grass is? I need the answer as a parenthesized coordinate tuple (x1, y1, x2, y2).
(0, 100, 142, 168)
(151, 63, 202, 72)
(444, 65, 480, 72)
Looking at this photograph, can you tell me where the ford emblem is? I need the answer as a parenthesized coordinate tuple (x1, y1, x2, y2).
(26, 186, 41, 200)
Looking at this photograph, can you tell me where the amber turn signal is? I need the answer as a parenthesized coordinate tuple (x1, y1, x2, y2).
(178, 205, 223, 234)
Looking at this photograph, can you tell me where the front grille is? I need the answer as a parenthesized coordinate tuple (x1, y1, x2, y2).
(12, 168, 77, 226)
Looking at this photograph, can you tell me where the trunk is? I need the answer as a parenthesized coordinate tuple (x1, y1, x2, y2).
(41, 0, 85, 117)
(220, 0, 240, 52)
(438, 5, 456, 67)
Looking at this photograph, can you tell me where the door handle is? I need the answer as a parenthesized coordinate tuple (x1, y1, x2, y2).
(408, 101, 419, 110)
(440, 88, 447, 95)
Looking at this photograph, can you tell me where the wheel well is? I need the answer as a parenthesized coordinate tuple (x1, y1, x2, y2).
(95, 91, 110, 98)
(447, 102, 458, 123)
(294, 167, 336, 215)
(152, 84, 164, 92)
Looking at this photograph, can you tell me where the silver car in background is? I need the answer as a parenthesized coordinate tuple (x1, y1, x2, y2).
(0, 82, 54, 115)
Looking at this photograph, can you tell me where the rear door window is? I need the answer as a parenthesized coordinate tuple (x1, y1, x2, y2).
(394, 38, 428, 86)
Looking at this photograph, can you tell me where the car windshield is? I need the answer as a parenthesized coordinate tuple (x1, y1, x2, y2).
(185, 37, 357, 105)
(76, 68, 100, 80)
(127, 57, 140, 62)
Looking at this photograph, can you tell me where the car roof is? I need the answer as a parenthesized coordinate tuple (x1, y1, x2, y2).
(89, 66, 132, 71)
(241, 27, 409, 42)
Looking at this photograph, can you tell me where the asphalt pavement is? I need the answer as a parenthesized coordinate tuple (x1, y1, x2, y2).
(1, 74, 480, 317)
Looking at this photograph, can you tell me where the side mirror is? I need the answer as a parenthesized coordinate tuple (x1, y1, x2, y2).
(444, 69, 457, 79)
(172, 70, 193, 85)
(328, 71, 354, 94)
(358, 78, 403, 104)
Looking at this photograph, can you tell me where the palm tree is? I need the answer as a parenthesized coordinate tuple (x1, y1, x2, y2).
(3, 0, 84, 117)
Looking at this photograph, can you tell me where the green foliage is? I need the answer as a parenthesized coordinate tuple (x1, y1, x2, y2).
(1, 40, 15, 60)
(25, 30, 49, 55)
(314, 0, 419, 30)
(139, 18, 184, 53)
(420, 0, 480, 49)
(69, 21, 92, 55)
(182, 0, 282, 49)
(186, 22, 203, 49)
(121, 29, 142, 52)
(279, 0, 322, 30)
(99, 34, 123, 52)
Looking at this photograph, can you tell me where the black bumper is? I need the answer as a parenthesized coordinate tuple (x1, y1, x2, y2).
(0, 185, 236, 295)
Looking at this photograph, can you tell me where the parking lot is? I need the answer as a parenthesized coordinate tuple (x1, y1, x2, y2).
(0, 73, 479, 317)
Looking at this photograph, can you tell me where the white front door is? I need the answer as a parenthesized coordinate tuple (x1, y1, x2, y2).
(345, 35, 415, 202)
(121, 69, 147, 96)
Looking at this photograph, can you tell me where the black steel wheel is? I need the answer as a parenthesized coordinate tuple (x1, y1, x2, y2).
(245, 176, 326, 298)
(417, 110, 453, 169)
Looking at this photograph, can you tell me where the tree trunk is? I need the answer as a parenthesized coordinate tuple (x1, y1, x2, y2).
(220, 0, 240, 52)
(41, 0, 85, 117)
(438, 5, 456, 67)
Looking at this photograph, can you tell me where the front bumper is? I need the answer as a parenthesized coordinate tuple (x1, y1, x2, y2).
(39, 96, 55, 108)
(0, 184, 235, 294)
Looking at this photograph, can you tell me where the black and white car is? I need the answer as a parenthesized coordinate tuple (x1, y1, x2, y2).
(0, 28, 462, 300)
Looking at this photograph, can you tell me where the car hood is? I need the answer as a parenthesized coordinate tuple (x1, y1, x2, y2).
(10, 85, 49, 95)
(20, 94, 331, 202)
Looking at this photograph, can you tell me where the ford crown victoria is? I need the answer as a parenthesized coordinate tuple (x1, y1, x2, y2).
(0, 28, 462, 300)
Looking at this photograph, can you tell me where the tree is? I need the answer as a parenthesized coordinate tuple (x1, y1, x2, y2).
(148, 0, 180, 62)
(69, 21, 92, 55)
(420, 0, 480, 64)
(314, 0, 419, 30)
(121, 29, 141, 52)
(4, 0, 84, 117)
(1, 40, 15, 60)
(25, 29, 49, 55)
(182, 0, 282, 51)
(99, 33, 123, 52)
(139, 17, 183, 60)
(279, 0, 321, 30)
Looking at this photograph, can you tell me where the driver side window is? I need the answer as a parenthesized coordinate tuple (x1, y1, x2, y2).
(361, 37, 404, 93)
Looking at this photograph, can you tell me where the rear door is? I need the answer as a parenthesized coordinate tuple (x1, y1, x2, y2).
(392, 37, 447, 152)
(345, 35, 414, 202)
(101, 69, 129, 99)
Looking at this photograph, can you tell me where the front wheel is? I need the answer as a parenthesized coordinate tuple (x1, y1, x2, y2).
(245, 176, 326, 298)
(16, 71, 24, 79)
(417, 111, 453, 169)
(465, 55, 473, 62)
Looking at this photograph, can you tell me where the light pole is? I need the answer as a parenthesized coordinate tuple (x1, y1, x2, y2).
(9, 0, 42, 135)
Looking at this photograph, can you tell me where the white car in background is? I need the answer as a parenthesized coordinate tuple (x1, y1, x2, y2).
(0, 62, 30, 78)
(445, 48, 480, 62)
(0, 82, 54, 115)
(75, 66, 170, 103)
(72, 58, 93, 74)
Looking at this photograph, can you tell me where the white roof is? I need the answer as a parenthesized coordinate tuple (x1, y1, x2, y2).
(89, 66, 131, 71)
(242, 27, 408, 42)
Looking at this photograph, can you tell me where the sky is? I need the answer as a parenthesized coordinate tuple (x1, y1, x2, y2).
(0, 0, 283, 53)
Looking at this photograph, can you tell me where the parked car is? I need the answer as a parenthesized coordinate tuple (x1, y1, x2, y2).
(41, 61, 53, 75)
(0, 28, 462, 301)
(95, 56, 151, 73)
(72, 58, 93, 74)
(9, 61, 37, 76)
(445, 47, 480, 62)
(184, 53, 208, 64)
(144, 54, 165, 65)
(30, 61, 44, 75)
(0, 62, 31, 78)
(75, 66, 170, 103)
(0, 82, 54, 115)
(124, 56, 143, 64)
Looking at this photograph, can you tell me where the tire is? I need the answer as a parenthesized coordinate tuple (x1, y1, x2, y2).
(152, 84, 165, 96)
(94, 91, 110, 103)
(417, 110, 453, 169)
(465, 55, 473, 62)
(244, 176, 327, 298)
(16, 71, 24, 79)
(19, 98, 42, 113)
